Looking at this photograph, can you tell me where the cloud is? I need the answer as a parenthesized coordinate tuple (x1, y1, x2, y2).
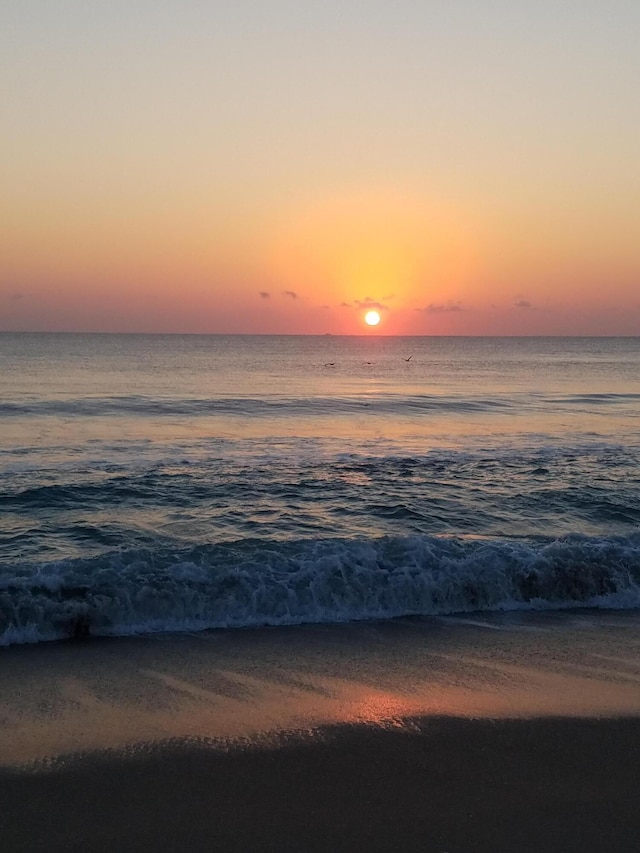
(259, 291, 271, 299)
(418, 301, 464, 314)
(354, 296, 388, 312)
(7, 291, 26, 302)
(282, 290, 298, 299)
(514, 298, 531, 309)
(340, 301, 352, 308)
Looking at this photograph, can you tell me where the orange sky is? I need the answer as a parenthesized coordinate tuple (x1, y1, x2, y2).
(2, 1, 639, 334)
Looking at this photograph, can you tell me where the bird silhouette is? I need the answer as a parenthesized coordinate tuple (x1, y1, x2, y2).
(324, 362, 335, 367)
(403, 355, 413, 362)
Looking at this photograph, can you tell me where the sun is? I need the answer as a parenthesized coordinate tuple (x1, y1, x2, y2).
(364, 310, 381, 327)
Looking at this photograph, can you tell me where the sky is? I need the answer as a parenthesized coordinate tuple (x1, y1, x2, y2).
(1, 0, 639, 334)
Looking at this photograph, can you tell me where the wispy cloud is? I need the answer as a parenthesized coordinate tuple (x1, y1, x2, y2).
(282, 290, 298, 299)
(7, 291, 26, 302)
(354, 296, 388, 312)
(514, 298, 531, 309)
(259, 291, 271, 299)
(418, 300, 464, 314)
(340, 301, 352, 308)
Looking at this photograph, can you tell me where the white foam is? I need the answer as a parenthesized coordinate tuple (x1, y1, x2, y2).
(2, 533, 640, 647)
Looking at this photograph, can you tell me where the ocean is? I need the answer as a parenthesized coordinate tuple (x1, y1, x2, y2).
(1, 333, 639, 647)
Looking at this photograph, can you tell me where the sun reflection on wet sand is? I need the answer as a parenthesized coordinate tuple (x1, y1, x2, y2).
(3, 613, 640, 767)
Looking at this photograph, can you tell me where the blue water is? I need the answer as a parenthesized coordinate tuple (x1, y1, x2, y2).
(1, 333, 639, 645)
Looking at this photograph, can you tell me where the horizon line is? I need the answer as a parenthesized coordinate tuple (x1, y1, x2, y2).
(0, 330, 638, 339)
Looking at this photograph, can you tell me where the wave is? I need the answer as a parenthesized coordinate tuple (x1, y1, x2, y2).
(3, 392, 640, 422)
(2, 533, 640, 647)
(4, 391, 640, 420)
(0, 393, 521, 418)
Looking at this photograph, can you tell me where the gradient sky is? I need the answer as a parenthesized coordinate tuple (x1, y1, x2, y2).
(2, 0, 639, 334)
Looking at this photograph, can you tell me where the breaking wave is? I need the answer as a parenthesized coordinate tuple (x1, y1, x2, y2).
(2, 533, 640, 647)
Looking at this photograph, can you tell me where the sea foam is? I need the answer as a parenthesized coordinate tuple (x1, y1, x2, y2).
(2, 533, 640, 646)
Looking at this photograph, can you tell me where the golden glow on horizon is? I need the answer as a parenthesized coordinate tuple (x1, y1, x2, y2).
(364, 310, 381, 326)
(264, 191, 483, 318)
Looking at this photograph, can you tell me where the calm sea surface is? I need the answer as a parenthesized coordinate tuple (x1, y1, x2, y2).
(1, 333, 639, 645)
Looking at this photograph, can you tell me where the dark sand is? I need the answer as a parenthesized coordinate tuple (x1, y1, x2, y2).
(3, 716, 640, 852)
(3, 612, 640, 851)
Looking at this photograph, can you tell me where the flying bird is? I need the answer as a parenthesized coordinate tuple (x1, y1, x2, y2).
(324, 362, 336, 367)
(403, 355, 413, 362)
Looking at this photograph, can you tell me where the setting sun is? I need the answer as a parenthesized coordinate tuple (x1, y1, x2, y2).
(364, 310, 381, 327)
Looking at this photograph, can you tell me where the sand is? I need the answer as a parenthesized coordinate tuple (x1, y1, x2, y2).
(2, 611, 640, 851)
(3, 717, 640, 852)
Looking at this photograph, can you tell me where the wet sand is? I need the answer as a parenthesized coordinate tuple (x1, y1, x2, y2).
(2, 612, 640, 851)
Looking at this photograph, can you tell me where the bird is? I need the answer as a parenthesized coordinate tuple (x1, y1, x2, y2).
(324, 362, 335, 367)
(403, 355, 413, 362)
(362, 361, 375, 365)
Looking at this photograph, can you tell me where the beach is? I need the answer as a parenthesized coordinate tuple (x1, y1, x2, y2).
(3, 611, 640, 851)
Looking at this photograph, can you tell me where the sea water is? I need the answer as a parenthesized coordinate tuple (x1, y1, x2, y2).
(1, 333, 639, 645)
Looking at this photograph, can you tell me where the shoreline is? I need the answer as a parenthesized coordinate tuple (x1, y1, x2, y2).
(3, 611, 640, 850)
(4, 611, 640, 765)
